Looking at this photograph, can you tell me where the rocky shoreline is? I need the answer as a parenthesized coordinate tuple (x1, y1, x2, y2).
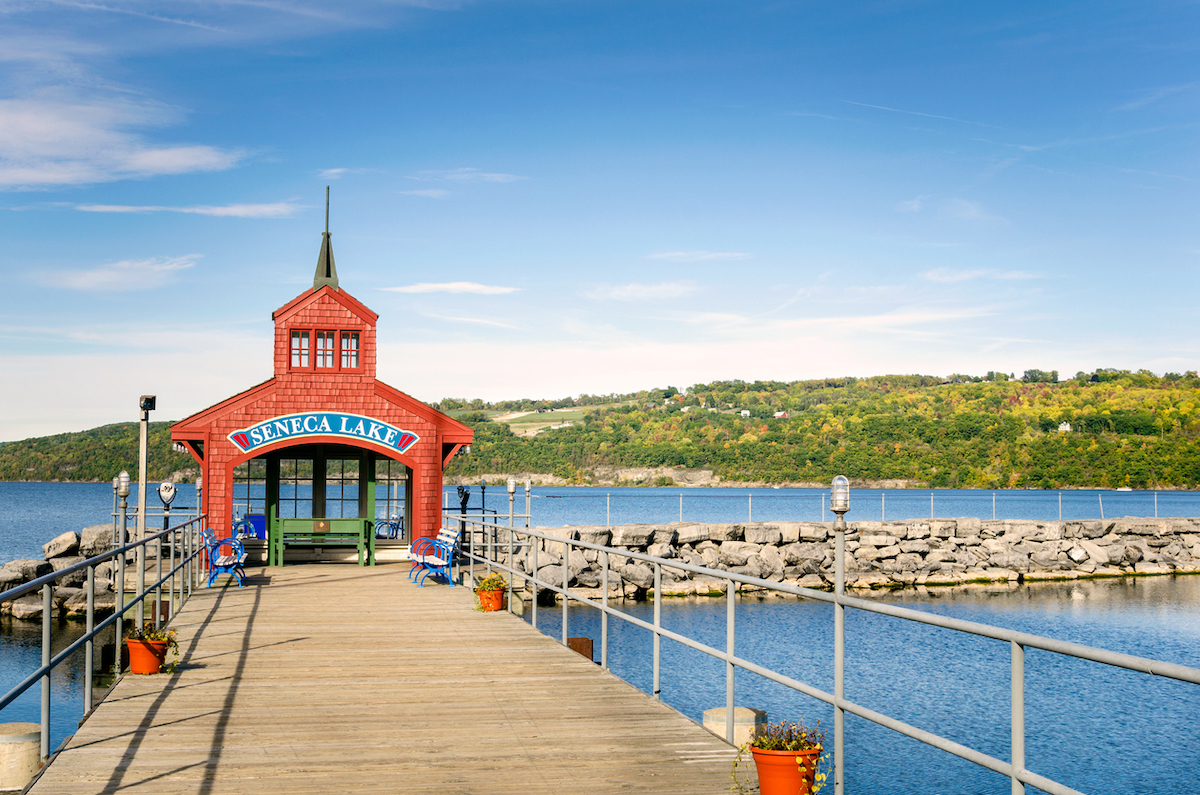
(0, 525, 123, 620)
(6, 516, 1199, 621)
(511, 516, 1200, 596)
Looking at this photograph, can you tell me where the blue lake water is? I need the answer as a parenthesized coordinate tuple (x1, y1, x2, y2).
(3, 482, 1200, 789)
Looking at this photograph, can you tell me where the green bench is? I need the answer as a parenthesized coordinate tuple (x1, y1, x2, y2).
(270, 518, 375, 566)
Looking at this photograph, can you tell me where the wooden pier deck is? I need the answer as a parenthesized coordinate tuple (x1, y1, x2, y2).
(29, 564, 742, 794)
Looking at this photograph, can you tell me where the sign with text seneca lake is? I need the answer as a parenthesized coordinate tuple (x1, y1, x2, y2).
(228, 413, 419, 455)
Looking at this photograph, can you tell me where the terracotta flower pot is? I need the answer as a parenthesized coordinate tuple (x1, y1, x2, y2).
(750, 746, 822, 795)
(478, 589, 505, 612)
(126, 639, 169, 674)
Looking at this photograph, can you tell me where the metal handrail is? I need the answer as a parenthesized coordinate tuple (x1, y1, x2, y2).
(0, 514, 208, 761)
(448, 513, 1200, 795)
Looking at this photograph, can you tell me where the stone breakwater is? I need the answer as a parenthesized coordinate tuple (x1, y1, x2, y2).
(0, 525, 120, 620)
(509, 517, 1200, 594)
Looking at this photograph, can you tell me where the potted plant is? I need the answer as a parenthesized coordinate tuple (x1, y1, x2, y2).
(125, 622, 179, 675)
(732, 718, 827, 795)
(474, 573, 508, 612)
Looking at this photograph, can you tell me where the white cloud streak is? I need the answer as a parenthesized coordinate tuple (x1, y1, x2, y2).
(410, 167, 525, 183)
(75, 202, 297, 217)
(382, 282, 521, 295)
(584, 281, 699, 301)
(647, 250, 751, 262)
(399, 189, 450, 198)
(0, 97, 241, 189)
(922, 268, 1040, 283)
(43, 254, 201, 291)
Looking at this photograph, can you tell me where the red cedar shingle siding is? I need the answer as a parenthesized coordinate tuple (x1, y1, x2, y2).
(172, 286, 471, 543)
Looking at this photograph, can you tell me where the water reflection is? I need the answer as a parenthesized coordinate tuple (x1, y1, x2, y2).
(525, 576, 1200, 795)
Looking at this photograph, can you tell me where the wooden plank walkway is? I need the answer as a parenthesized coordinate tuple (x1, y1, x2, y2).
(29, 564, 743, 794)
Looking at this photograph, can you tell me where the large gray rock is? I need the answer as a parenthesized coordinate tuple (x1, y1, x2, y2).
(610, 525, 654, 547)
(535, 564, 566, 589)
(1077, 539, 1110, 565)
(1030, 550, 1060, 569)
(50, 556, 87, 587)
(675, 523, 709, 545)
(899, 540, 930, 554)
(9, 596, 43, 620)
(43, 530, 80, 559)
(618, 563, 654, 589)
(646, 543, 675, 559)
(80, 524, 115, 557)
(649, 526, 677, 546)
(743, 524, 782, 545)
(776, 522, 801, 544)
(798, 523, 828, 542)
(574, 526, 611, 546)
(568, 549, 590, 576)
(861, 533, 898, 547)
(989, 552, 1030, 571)
(718, 541, 760, 567)
(905, 523, 931, 540)
(707, 524, 743, 542)
(782, 542, 826, 565)
(3, 559, 52, 584)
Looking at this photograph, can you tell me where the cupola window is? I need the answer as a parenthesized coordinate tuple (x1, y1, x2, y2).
(315, 331, 336, 368)
(290, 331, 310, 368)
(341, 332, 360, 369)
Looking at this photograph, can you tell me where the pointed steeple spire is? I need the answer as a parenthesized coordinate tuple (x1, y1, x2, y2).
(313, 185, 339, 291)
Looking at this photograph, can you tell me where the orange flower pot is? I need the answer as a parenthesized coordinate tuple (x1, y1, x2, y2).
(478, 589, 505, 612)
(750, 747, 822, 795)
(126, 639, 169, 674)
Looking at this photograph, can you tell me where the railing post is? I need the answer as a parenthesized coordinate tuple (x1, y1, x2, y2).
(725, 576, 736, 744)
(154, 534, 162, 629)
(1012, 641, 1025, 795)
(507, 528, 514, 613)
(530, 534, 538, 630)
(834, 516, 846, 795)
(84, 564, 94, 714)
(561, 539, 569, 646)
(115, 535, 125, 676)
(653, 561, 661, 699)
(40, 582, 52, 761)
(169, 527, 176, 622)
(601, 549, 609, 670)
(468, 516, 475, 586)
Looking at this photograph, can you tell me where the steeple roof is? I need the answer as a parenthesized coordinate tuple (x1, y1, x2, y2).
(313, 186, 339, 291)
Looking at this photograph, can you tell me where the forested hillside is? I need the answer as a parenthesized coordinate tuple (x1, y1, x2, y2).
(3, 369, 1199, 488)
(442, 369, 1200, 489)
(0, 422, 194, 482)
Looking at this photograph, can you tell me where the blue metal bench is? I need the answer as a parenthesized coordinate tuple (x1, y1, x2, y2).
(203, 529, 247, 588)
(408, 526, 462, 587)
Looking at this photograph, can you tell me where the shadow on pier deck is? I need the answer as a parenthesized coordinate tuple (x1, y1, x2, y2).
(29, 564, 741, 794)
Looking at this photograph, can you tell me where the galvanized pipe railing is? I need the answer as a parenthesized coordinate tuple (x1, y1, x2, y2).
(449, 512, 1200, 795)
(0, 515, 208, 761)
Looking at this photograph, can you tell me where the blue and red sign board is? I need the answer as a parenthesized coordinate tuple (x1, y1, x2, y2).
(228, 412, 419, 455)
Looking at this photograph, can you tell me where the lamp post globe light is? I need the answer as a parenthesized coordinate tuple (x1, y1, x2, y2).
(831, 474, 850, 518)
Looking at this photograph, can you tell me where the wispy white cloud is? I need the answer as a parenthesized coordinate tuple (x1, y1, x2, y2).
(895, 196, 926, 213)
(922, 268, 1040, 283)
(319, 167, 377, 179)
(0, 97, 241, 189)
(399, 189, 450, 198)
(410, 167, 526, 183)
(422, 313, 517, 329)
(843, 100, 997, 128)
(382, 282, 520, 295)
(1114, 83, 1196, 112)
(75, 202, 297, 217)
(647, 250, 751, 262)
(583, 281, 699, 301)
(43, 254, 200, 291)
(943, 198, 1006, 223)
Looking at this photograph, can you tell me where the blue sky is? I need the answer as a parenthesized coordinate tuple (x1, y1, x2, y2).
(1, 1, 1197, 440)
